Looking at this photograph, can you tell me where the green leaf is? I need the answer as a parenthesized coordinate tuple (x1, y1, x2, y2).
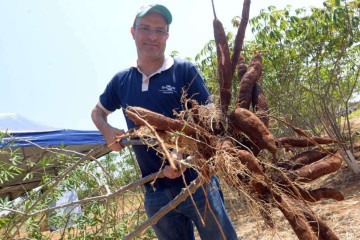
(331, 0, 341, 6)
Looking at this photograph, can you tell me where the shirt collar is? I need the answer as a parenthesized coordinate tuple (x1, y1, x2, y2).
(132, 55, 174, 75)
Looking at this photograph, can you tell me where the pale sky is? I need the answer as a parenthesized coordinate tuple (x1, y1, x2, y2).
(0, 0, 325, 131)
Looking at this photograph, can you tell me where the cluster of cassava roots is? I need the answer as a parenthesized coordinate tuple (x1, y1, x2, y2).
(121, 1, 344, 239)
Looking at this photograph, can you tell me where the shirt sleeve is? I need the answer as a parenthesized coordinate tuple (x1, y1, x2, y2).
(99, 74, 122, 113)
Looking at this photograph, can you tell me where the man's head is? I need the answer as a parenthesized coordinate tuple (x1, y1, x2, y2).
(131, 4, 172, 61)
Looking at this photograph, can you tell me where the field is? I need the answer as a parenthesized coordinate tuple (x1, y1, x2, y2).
(229, 114, 360, 240)
(8, 114, 360, 240)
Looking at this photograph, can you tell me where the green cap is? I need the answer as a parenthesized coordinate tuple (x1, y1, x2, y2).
(135, 4, 172, 24)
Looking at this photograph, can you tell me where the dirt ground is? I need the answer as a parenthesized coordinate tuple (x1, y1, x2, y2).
(229, 116, 360, 240)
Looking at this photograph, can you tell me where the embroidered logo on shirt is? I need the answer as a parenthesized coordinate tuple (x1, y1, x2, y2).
(159, 85, 176, 94)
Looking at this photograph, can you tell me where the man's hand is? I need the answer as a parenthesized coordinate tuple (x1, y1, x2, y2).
(163, 165, 186, 179)
(91, 104, 125, 152)
(163, 150, 186, 179)
(104, 127, 125, 151)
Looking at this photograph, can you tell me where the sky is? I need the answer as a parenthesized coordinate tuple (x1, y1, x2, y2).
(0, 0, 325, 131)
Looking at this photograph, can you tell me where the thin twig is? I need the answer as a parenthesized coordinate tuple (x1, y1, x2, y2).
(124, 177, 203, 240)
(6, 144, 109, 238)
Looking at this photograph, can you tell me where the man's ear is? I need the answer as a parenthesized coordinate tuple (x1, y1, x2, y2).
(130, 27, 135, 39)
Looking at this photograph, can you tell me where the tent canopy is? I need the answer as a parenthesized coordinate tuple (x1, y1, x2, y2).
(0, 113, 110, 200)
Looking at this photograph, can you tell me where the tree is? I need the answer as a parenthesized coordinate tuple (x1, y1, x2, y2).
(196, 0, 359, 146)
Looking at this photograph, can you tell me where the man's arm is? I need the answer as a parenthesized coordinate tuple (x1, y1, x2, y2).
(91, 105, 124, 151)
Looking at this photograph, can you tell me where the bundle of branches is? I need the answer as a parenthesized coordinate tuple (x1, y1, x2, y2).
(119, 1, 345, 239)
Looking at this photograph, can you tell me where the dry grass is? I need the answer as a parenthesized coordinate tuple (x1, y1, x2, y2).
(225, 116, 360, 240)
(12, 192, 146, 240)
(225, 165, 360, 240)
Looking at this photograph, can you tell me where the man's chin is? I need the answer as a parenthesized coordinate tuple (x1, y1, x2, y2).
(142, 52, 163, 60)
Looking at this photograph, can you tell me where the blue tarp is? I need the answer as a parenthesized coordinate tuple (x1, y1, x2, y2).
(0, 113, 110, 199)
(0, 112, 106, 147)
(1, 129, 107, 148)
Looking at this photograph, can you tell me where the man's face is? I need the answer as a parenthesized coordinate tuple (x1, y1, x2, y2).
(131, 11, 169, 60)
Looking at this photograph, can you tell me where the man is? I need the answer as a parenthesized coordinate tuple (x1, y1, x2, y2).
(91, 4, 238, 240)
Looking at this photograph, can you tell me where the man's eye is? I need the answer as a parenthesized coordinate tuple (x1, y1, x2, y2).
(156, 29, 166, 34)
(140, 26, 150, 31)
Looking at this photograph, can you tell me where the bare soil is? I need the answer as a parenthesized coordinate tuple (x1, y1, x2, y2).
(229, 116, 360, 240)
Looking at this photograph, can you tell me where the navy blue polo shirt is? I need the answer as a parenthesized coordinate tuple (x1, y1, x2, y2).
(98, 57, 211, 189)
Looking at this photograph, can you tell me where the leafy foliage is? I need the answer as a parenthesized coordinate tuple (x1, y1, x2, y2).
(0, 140, 154, 239)
(195, 0, 360, 140)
